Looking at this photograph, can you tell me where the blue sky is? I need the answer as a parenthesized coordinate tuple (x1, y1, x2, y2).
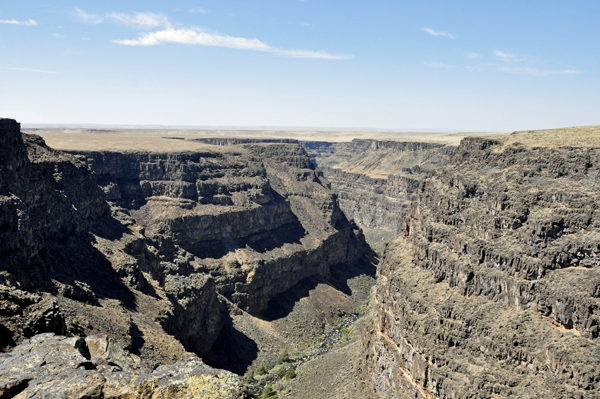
(1, 1, 598, 131)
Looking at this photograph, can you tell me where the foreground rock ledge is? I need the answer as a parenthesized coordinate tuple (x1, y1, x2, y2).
(0, 333, 245, 399)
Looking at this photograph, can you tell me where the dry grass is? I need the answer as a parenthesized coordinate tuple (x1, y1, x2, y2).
(25, 128, 509, 152)
(28, 126, 599, 157)
(494, 125, 600, 151)
(25, 132, 216, 152)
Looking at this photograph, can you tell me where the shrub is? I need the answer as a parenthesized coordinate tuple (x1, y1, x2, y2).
(261, 383, 278, 398)
(256, 364, 267, 376)
(244, 371, 255, 384)
(270, 364, 284, 375)
(277, 348, 290, 364)
(357, 301, 368, 315)
(283, 368, 296, 380)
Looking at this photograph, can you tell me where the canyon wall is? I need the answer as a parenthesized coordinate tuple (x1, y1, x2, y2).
(70, 141, 367, 317)
(0, 118, 370, 396)
(8, 117, 599, 398)
(361, 130, 600, 398)
(302, 139, 455, 251)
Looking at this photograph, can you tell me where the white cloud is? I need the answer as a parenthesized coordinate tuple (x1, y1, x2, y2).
(493, 49, 513, 61)
(75, 8, 349, 60)
(493, 49, 518, 62)
(424, 61, 454, 68)
(276, 49, 352, 60)
(0, 19, 38, 26)
(53, 33, 65, 38)
(113, 28, 271, 50)
(497, 67, 583, 76)
(0, 67, 59, 74)
(465, 52, 481, 59)
(422, 27, 455, 39)
(113, 28, 352, 59)
(189, 7, 208, 14)
(75, 8, 103, 24)
(107, 12, 170, 28)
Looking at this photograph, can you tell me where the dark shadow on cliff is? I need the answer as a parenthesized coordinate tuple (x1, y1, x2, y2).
(37, 233, 138, 311)
(259, 276, 322, 322)
(91, 216, 129, 241)
(127, 321, 145, 355)
(241, 222, 307, 254)
(329, 257, 377, 296)
(203, 313, 259, 375)
(183, 217, 307, 259)
(0, 325, 16, 351)
(260, 256, 377, 322)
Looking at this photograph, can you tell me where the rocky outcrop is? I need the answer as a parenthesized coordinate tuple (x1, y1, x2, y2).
(362, 132, 600, 398)
(302, 139, 455, 250)
(71, 142, 367, 317)
(0, 119, 109, 289)
(0, 118, 369, 380)
(0, 119, 217, 363)
(0, 333, 244, 399)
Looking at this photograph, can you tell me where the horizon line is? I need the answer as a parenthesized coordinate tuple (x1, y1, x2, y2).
(20, 122, 503, 134)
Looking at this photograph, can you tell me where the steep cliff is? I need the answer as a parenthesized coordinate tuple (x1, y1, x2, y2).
(302, 140, 455, 251)
(362, 127, 600, 398)
(0, 119, 219, 364)
(0, 118, 371, 394)
(70, 142, 367, 317)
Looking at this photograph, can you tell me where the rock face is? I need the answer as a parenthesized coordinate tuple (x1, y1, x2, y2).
(0, 333, 244, 399)
(0, 119, 217, 363)
(302, 140, 455, 251)
(0, 119, 109, 290)
(362, 131, 600, 398)
(0, 118, 369, 385)
(71, 142, 366, 317)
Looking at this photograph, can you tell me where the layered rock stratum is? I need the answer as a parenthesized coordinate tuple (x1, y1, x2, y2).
(6, 119, 600, 399)
(302, 140, 456, 251)
(362, 127, 600, 398)
(0, 119, 372, 398)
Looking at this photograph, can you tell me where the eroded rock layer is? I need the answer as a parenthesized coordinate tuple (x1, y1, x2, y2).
(362, 131, 600, 398)
(0, 119, 369, 394)
(0, 119, 224, 362)
(302, 140, 455, 250)
(71, 142, 366, 317)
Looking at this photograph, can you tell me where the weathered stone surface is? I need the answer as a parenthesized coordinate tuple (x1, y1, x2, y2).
(0, 118, 370, 379)
(302, 139, 455, 251)
(362, 129, 600, 399)
(0, 333, 244, 399)
(71, 141, 368, 317)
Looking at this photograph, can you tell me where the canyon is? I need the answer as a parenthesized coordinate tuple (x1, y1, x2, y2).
(1, 120, 599, 398)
